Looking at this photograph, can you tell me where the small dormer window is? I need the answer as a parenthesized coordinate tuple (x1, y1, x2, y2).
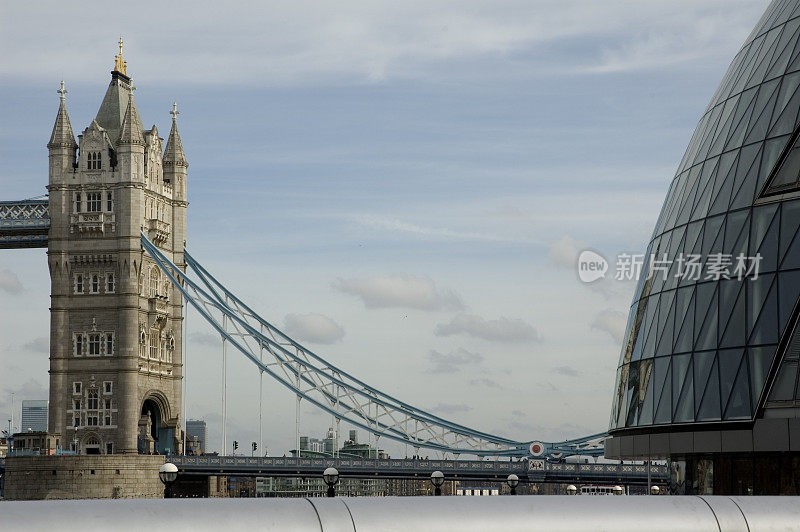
(87, 151, 102, 170)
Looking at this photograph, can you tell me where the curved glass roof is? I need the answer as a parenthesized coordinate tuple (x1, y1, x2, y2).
(611, 0, 800, 431)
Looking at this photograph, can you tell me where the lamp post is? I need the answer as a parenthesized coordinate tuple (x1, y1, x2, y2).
(566, 484, 578, 495)
(430, 470, 444, 496)
(323, 467, 339, 497)
(650, 485, 661, 495)
(159, 463, 178, 499)
(506, 474, 519, 495)
(612, 485, 624, 496)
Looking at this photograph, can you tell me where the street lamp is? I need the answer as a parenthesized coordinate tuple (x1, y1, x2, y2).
(323, 467, 339, 497)
(650, 485, 661, 495)
(612, 485, 624, 496)
(566, 484, 578, 495)
(159, 463, 178, 498)
(430, 470, 444, 496)
(506, 474, 519, 495)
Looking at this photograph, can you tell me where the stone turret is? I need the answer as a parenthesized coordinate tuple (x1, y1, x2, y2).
(48, 81, 78, 184)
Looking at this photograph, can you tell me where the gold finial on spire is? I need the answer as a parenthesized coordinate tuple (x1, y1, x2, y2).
(114, 36, 127, 75)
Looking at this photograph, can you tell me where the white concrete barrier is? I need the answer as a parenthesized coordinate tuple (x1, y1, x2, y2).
(1, 495, 798, 531)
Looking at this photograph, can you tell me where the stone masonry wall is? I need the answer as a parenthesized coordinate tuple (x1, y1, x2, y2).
(3, 455, 165, 500)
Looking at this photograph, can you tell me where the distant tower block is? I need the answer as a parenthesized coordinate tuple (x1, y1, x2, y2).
(46, 40, 188, 455)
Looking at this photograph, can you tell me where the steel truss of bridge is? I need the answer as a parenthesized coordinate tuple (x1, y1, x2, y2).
(171, 456, 668, 485)
(142, 232, 607, 459)
(0, 199, 49, 249)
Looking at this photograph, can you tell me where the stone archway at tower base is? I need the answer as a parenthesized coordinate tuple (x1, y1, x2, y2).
(2, 455, 166, 500)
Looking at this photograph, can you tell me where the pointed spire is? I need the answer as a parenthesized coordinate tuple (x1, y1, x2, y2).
(163, 102, 187, 166)
(48, 80, 77, 149)
(118, 97, 145, 145)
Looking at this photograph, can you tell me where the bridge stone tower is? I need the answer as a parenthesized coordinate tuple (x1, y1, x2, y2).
(46, 42, 187, 455)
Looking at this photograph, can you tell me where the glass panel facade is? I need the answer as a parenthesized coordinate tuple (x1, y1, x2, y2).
(611, 0, 800, 431)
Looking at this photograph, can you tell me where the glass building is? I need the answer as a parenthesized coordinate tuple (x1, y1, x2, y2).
(606, 0, 800, 494)
(20, 400, 48, 433)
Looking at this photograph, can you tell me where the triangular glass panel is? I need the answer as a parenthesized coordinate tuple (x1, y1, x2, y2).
(749, 204, 780, 272)
(697, 356, 722, 421)
(720, 281, 747, 348)
(694, 282, 718, 350)
(702, 215, 725, 257)
(728, 143, 763, 211)
(758, 136, 793, 197)
(768, 360, 798, 401)
(656, 291, 677, 356)
(724, 354, 752, 419)
(780, 200, 800, 269)
(693, 350, 716, 407)
(653, 357, 673, 424)
(640, 293, 661, 361)
(674, 286, 695, 352)
(708, 150, 741, 215)
(676, 168, 703, 226)
(749, 274, 778, 344)
(749, 345, 777, 410)
(719, 348, 745, 411)
(673, 356, 695, 423)
(725, 88, 759, 150)
(638, 358, 655, 426)
(778, 270, 800, 332)
(690, 158, 720, 221)
(692, 104, 725, 166)
(708, 99, 739, 158)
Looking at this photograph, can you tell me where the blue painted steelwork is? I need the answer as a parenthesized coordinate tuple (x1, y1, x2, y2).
(142, 233, 606, 458)
(0, 199, 49, 249)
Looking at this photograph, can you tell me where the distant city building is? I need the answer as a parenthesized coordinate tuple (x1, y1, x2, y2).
(185, 420, 207, 454)
(295, 428, 385, 458)
(21, 400, 48, 432)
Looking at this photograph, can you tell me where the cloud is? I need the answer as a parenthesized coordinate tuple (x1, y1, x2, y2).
(426, 348, 483, 374)
(470, 377, 501, 389)
(0, 269, 23, 294)
(552, 365, 580, 377)
(333, 274, 464, 311)
(434, 314, 541, 343)
(430, 403, 472, 415)
(283, 313, 345, 345)
(511, 409, 526, 418)
(549, 235, 587, 270)
(23, 337, 49, 353)
(0, 1, 766, 86)
(591, 309, 628, 344)
(349, 214, 537, 244)
(189, 332, 219, 347)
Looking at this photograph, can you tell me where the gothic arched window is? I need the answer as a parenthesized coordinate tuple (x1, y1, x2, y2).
(87, 391, 99, 410)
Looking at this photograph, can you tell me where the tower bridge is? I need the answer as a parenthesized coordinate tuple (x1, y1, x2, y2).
(0, 41, 623, 499)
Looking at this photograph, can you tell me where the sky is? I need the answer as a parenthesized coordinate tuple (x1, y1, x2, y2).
(0, 0, 773, 456)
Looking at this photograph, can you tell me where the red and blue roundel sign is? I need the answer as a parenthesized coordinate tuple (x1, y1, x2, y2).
(529, 441, 544, 456)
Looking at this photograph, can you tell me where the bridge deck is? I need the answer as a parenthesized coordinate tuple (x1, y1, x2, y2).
(172, 456, 668, 485)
